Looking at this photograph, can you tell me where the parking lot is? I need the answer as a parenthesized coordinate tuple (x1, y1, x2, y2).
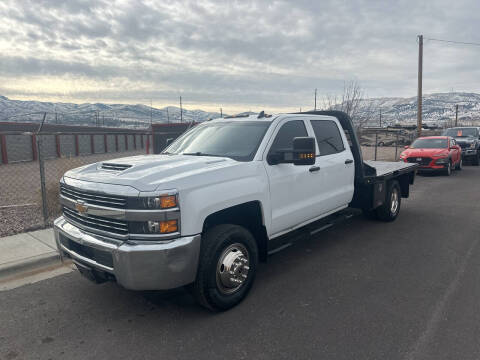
(1, 163, 479, 359)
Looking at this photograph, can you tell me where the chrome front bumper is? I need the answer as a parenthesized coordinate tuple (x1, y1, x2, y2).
(54, 216, 201, 290)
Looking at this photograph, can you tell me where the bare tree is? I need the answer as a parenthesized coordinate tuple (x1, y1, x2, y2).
(320, 80, 377, 130)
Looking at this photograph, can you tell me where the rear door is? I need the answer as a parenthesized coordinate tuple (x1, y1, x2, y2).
(308, 118, 355, 213)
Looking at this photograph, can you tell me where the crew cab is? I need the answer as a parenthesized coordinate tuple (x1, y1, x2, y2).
(399, 136, 462, 175)
(442, 127, 480, 165)
(54, 111, 417, 311)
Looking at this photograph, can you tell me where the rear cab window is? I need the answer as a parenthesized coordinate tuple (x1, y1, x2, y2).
(310, 120, 345, 156)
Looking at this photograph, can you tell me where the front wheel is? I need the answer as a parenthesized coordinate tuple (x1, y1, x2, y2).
(375, 180, 401, 222)
(190, 224, 258, 311)
(444, 161, 452, 176)
(456, 158, 463, 170)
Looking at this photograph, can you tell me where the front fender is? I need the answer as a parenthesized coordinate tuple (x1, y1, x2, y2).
(178, 163, 271, 235)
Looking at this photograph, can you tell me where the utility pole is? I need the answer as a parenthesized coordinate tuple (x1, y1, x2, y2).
(417, 34, 423, 138)
(150, 99, 153, 125)
(379, 108, 382, 127)
(167, 107, 170, 123)
(179, 96, 183, 123)
(220, 108, 223, 117)
(314, 88, 317, 110)
(455, 104, 459, 126)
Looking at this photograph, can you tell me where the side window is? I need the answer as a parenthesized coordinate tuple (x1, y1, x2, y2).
(269, 120, 308, 154)
(310, 120, 345, 156)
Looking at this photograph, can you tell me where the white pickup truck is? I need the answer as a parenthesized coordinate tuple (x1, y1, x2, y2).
(54, 111, 417, 311)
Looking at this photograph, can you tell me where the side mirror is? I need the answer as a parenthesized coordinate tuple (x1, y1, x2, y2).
(292, 137, 316, 165)
(267, 137, 316, 165)
(404, 145, 409, 149)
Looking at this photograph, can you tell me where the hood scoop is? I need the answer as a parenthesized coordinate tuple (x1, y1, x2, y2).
(100, 163, 132, 171)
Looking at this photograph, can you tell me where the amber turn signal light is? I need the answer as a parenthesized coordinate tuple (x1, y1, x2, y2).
(159, 220, 178, 233)
(160, 195, 177, 209)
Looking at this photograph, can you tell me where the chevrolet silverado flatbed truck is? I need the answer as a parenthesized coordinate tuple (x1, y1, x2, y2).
(54, 110, 417, 311)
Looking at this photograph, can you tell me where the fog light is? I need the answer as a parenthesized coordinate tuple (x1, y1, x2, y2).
(147, 220, 178, 234)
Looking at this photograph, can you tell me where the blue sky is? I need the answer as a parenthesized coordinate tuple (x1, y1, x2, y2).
(0, 0, 479, 112)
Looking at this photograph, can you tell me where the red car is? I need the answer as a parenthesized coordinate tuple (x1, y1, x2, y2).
(399, 136, 462, 175)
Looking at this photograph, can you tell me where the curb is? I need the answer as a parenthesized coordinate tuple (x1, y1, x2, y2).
(0, 251, 62, 280)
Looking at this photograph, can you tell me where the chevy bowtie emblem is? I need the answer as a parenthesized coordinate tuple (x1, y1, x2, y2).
(75, 201, 88, 214)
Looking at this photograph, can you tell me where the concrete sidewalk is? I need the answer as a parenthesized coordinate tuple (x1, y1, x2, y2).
(0, 228, 61, 278)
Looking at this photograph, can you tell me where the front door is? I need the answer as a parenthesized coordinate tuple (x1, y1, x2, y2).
(264, 119, 323, 237)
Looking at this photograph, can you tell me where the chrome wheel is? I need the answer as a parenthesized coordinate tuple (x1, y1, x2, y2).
(216, 243, 250, 295)
(390, 187, 399, 215)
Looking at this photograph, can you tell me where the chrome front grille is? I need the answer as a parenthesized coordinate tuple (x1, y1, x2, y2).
(63, 206, 128, 236)
(60, 184, 127, 209)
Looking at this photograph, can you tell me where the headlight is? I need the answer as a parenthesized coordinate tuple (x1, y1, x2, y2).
(435, 158, 449, 164)
(130, 191, 179, 209)
(142, 194, 177, 209)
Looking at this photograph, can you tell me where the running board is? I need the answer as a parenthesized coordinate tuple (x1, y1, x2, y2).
(267, 208, 359, 256)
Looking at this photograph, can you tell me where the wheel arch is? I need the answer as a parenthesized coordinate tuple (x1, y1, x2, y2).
(202, 201, 269, 262)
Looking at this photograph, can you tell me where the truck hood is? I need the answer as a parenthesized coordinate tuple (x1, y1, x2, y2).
(64, 154, 243, 192)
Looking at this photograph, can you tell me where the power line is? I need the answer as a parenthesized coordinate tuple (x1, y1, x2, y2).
(425, 37, 480, 47)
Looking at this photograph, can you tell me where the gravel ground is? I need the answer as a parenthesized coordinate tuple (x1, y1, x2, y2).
(0, 150, 146, 237)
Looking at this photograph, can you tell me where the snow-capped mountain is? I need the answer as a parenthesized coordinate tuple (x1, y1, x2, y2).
(355, 92, 480, 127)
(1, 92, 479, 128)
(0, 96, 223, 128)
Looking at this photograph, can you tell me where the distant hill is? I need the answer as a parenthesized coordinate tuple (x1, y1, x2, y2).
(0, 96, 223, 128)
(1, 92, 479, 128)
(355, 92, 480, 127)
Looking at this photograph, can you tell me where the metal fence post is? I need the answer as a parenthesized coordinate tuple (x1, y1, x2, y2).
(37, 136, 49, 227)
(374, 132, 378, 161)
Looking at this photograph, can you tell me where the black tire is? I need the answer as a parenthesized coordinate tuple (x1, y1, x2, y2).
(375, 180, 401, 222)
(444, 161, 452, 176)
(472, 154, 479, 166)
(456, 158, 463, 170)
(190, 224, 258, 311)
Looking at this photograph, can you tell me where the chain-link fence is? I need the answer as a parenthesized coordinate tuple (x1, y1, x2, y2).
(359, 127, 443, 161)
(0, 131, 153, 237)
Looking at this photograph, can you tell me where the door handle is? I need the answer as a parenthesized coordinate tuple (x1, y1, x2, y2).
(345, 159, 353, 164)
(309, 166, 320, 172)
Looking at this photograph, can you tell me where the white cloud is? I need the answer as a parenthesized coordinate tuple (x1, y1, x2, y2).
(0, 0, 479, 112)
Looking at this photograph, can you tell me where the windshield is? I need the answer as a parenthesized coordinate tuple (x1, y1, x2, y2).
(410, 138, 448, 149)
(443, 128, 478, 138)
(163, 121, 271, 161)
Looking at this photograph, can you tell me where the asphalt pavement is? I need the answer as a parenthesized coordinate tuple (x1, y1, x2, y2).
(1, 165, 480, 360)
